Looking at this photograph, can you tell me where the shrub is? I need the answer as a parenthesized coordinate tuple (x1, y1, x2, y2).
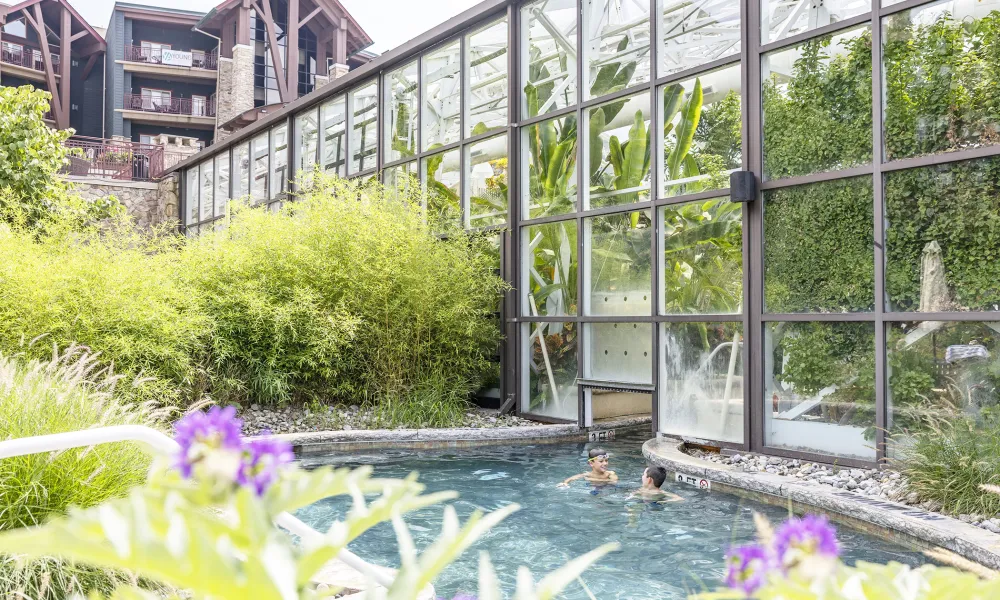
(0, 349, 170, 599)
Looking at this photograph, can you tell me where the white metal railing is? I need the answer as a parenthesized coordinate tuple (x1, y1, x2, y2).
(0, 425, 394, 588)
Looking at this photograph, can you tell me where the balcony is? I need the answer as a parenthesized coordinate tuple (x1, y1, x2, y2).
(123, 45, 217, 70)
(123, 93, 216, 119)
(62, 136, 165, 182)
(1, 42, 60, 77)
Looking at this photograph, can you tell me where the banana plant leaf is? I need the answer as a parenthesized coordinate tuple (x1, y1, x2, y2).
(667, 78, 703, 180)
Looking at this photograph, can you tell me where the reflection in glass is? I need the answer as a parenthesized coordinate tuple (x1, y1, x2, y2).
(762, 26, 872, 180)
(423, 41, 462, 149)
(270, 123, 288, 200)
(660, 198, 743, 315)
(585, 323, 652, 383)
(200, 160, 214, 221)
(586, 93, 650, 209)
(521, 0, 577, 118)
(185, 168, 199, 225)
(764, 177, 874, 313)
(883, 0, 1000, 160)
(523, 321, 578, 420)
(885, 157, 1000, 312)
(234, 143, 250, 199)
(765, 321, 876, 460)
(523, 220, 578, 317)
(761, 0, 871, 45)
(252, 133, 269, 204)
(583, 0, 650, 99)
(659, 0, 740, 77)
(523, 114, 577, 218)
(466, 18, 508, 136)
(467, 134, 508, 228)
(384, 161, 418, 202)
(215, 151, 230, 216)
(660, 322, 744, 443)
(295, 109, 319, 174)
(584, 210, 652, 316)
(350, 82, 378, 173)
(322, 96, 347, 175)
(661, 64, 742, 197)
(385, 61, 418, 161)
(423, 149, 461, 233)
(888, 321, 1000, 456)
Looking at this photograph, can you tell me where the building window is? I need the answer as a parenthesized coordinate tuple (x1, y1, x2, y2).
(140, 88, 172, 110)
(192, 95, 207, 117)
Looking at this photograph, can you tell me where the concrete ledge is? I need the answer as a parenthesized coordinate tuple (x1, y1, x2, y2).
(643, 437, 1000, 570)
(278, 416, 651, 455)
(67, 176, 160, 189)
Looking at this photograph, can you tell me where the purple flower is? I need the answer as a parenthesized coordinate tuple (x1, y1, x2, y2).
(724, 544, 772, 597)
(773, 515, 840, 567)
(174, 406, 244, 479)
(238, 434, 295, 496)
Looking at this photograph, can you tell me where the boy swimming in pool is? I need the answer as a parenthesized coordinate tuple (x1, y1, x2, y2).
(557, 448, 618, 487)
(633, 466, 683, 502)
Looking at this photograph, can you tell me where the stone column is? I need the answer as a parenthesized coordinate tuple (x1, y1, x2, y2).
(215, 44, 255, 140)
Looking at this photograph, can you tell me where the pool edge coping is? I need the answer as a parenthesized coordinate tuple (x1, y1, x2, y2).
(643, 437, 1000, 571)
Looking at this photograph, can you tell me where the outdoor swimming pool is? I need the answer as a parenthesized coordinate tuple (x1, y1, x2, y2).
(296, 431, 929, 599)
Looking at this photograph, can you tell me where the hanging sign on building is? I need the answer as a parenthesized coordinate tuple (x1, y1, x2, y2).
(162, 49, 193, 67)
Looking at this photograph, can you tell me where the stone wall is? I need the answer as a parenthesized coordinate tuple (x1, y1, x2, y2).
(215, 44, 255, 140)
(69, 174, 180, 229)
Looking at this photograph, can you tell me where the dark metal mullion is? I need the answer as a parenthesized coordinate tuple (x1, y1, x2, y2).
(579, 80, 650, 111)
(760, 164, 873, 189)
(739, 0, 752, 451)
(761, 312, 877, 322)
(382, 130, 509, 171)
(460, 33, 468, 228)
(884, 311, 1000, 322)
(375, 75, 384, 176)
(517, 103, 579, 129)
(746, 0, 765, 455)
(653, 55, 741, 88)
(507, 0, 520, 416)
(879, 0, 944, 18)
(872, 7, 887, 464)
(657, 313, 745, 323)
(575, 0, 586, 427)
(345, 87, 354, 175)
(649, 0, 661, 436)
(758, 12, 873, 55)
(881, 143, 1000, 173)
(654, 187, 733, 207)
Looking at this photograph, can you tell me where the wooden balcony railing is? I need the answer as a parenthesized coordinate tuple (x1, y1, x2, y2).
(62, 136, 166, 182)
(123, 45, 218, 70)
(123, 93, 217, 118)
(1, 42, 59, 73)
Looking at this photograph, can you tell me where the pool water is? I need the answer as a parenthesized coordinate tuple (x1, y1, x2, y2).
(295, 431, 928, 599)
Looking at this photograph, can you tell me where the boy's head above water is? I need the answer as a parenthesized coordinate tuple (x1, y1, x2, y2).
(642, 466, 667, 489)
(588, 448, 610, 473)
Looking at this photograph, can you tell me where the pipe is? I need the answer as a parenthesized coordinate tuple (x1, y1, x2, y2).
(193, 24, 223, 140)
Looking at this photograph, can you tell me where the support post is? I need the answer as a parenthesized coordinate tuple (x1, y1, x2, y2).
(253, 0, 290, 101)
(59, 6, 71, 128)
(26, 4, 64, 129)
(286, 0, 299, 97)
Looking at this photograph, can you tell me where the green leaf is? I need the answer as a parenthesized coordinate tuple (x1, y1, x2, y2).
(667, 78, 704, 180)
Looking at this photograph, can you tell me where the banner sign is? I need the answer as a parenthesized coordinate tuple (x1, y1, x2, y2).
(161, 49, 193, 67)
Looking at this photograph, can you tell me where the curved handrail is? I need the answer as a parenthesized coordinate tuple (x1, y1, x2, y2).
(0, 425, 393, 588)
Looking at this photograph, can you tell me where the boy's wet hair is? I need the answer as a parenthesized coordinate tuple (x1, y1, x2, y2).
(646, 466, 667, 488)
(588, 448, 608, 460)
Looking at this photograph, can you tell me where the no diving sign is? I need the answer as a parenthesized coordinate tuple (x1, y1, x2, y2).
(675, 473, 711, 491)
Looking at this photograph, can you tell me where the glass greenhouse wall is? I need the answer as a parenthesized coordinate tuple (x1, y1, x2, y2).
(178, 0, 1000, 466)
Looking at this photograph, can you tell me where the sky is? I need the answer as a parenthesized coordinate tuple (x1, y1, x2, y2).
(72, 0, 484, 54)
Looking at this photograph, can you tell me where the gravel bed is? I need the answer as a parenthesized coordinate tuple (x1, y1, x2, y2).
(686, 448, 1000, 535)
(239, 403, 534, 436)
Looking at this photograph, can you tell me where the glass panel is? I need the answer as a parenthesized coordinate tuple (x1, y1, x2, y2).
(384, 161, 418, 201)
(350, 81, 378, 173)
(521, 0, 577, 118)
(586, 92, 650, 209)
(887, 321, 1000, 456)
(467, 134, 508, 228)
(423, 148, 461, 233)
(423, 41, 462, 149)
(215, 151, 230, 216)
(466, 18, 508, 137)
(235, 143, 250, 199)
(523, 220, 578, 317)
(385, 60, 418, 161)
(295, 109, 319, 174)
(322, 95, 347, 175)
(762, 0, 871, 45)
(661, 63, 742, 198)
(660, 321, 745, 443)
(251, 133, 269, 204)
(584, 210, 652, 316)
(660, 198, 743, 315)
(270, 123, 288, 200)
(585, 323, 652, 383)
(185, 167, 199, 225)
(523, 114, 578, 219)
(200, 160, 214, 221)
(522, 321, 578, 420)
(659, 0, 741, 78)
(583, 0, 650, 100)
(885, 157, 1000, 313)
(762, 26, 872, 180)
(883, 0, 1000, 161)
(764, 177, 874, 313)
(765, 321, 876, 460)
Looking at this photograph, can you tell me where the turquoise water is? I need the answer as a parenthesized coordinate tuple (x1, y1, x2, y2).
(296, 431, 927, 599)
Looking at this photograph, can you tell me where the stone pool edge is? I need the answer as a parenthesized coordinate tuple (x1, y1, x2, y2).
(275, 416, 652, 455)
(643, 437, 1000, 571)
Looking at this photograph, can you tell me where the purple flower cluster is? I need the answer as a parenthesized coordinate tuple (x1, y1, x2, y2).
(174, 407, 294, 496)
(724, 515, 840, 597)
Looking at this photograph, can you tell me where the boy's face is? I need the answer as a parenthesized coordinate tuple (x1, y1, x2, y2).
(590, 454, 609, 473)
